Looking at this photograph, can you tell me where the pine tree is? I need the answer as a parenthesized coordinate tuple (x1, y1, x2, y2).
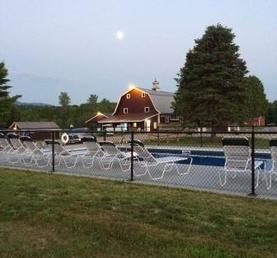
(0, 62, 21, 127)
(174, 24, 248, 128)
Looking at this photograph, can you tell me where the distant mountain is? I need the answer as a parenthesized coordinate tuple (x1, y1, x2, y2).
(16, 101, 54, 107)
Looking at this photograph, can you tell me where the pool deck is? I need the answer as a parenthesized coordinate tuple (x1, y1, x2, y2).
(0, 153, 276, 200)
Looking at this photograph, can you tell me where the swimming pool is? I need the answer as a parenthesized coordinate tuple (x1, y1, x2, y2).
(147, 147, 269, 168)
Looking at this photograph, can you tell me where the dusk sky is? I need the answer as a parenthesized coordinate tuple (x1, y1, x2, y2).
(0, 0, 276, 105)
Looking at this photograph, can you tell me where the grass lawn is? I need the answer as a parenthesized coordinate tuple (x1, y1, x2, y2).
(0, 168, 277, 258)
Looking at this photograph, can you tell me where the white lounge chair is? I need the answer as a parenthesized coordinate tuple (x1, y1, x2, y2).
(0, 133, 13, 153)
(131, 140, 191, 180)
(7, 133, 26, 154)
(44, 140, 79, 169)
(77, 136, 104, 168)
(6, 133, 28, 164)
(266, 139, 277, 190)
(220, 137, 263, 187)
(20, 136, 52, 168)
(99, 141, 132, 171)
(0, 133, 14, 163)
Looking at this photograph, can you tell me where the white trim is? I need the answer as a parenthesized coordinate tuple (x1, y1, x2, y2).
(85, 113, 108, 123)
(98, 113, 158, 124)
(123, 108, 128, 114)
(126, 93, 131, 99)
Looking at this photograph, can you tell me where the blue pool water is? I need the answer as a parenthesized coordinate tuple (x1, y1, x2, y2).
(149, 148, 270, 168)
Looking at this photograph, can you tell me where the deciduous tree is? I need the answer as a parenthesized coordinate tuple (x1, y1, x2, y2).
(58, 92, 71, 107)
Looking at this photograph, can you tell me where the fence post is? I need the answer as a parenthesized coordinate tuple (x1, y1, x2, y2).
(51, 131, 55, 173)
(250, 126, 256, 196)
(200, 127, 203, 147)
(130, 131, 134, 181)
(157, 127, 160, 146)
(103, 129, 107, 142)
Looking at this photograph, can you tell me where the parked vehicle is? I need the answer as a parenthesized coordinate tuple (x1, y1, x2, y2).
(61, 128, 91, 144)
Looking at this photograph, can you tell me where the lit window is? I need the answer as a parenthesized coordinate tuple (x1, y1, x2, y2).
(144, 107, 150, 113)
(126, 94, 131, 99)
(123, 108, 128, 114)
(133, 122, 137, 127)
(141, 92, 146, 98)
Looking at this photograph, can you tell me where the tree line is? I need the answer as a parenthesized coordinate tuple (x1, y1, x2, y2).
(19, 93, 115, 129)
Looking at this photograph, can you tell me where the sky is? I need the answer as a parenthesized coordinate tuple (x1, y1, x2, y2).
(0, 0, 276, 105)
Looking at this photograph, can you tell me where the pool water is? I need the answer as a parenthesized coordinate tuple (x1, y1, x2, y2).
(150, 148, 269, 168)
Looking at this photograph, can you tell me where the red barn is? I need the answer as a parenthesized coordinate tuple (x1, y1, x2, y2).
(246, 116, 266, 127)
(88, 80, 178, 131)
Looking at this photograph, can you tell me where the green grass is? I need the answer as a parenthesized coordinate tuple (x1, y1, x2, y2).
(0, 168, 277, 258)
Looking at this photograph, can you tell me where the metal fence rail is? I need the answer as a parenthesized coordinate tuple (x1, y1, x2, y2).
(0, 128, 276, 199)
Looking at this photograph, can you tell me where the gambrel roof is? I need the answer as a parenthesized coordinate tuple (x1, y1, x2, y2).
(112, 87, 175, 115)
(138, 88, 174, 114)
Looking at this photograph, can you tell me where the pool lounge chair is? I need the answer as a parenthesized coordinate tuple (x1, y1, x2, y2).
(131, 140, 191, 180)
(6, 133, 28, 164)
(0, 133, 14, 162)
(78, 136, 104, 168)
(20, 136, 52, 168)
(0, 133, 13, 153)
(99, 141, 132, 171)
(266, 139, 277, 190)
(220, 137, 263, 187)
(44, 140, 79, 169)
(7, 133, 26, 154)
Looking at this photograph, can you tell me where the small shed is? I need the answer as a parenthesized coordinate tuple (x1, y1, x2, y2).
(9, 121, 60, 140)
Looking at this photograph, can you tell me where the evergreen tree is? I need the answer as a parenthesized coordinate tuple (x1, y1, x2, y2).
(174, 24, 248, 128)
(244, 75, 268, 119)
(0, 62, 21, 127)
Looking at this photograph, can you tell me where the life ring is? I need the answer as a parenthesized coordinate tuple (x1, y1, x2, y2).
(61, 133, 69, 144)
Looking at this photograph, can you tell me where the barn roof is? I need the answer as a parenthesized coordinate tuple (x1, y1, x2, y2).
(9, 121, 60, 130)
(138, 88, 174, 114)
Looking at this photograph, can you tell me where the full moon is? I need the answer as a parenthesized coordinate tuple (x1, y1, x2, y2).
(116, 31, 125, 40)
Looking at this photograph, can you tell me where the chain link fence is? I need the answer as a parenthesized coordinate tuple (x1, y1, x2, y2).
(0, 128, 276, 199)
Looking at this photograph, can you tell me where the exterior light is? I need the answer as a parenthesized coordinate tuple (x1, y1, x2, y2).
(128, 83, 136, 90)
